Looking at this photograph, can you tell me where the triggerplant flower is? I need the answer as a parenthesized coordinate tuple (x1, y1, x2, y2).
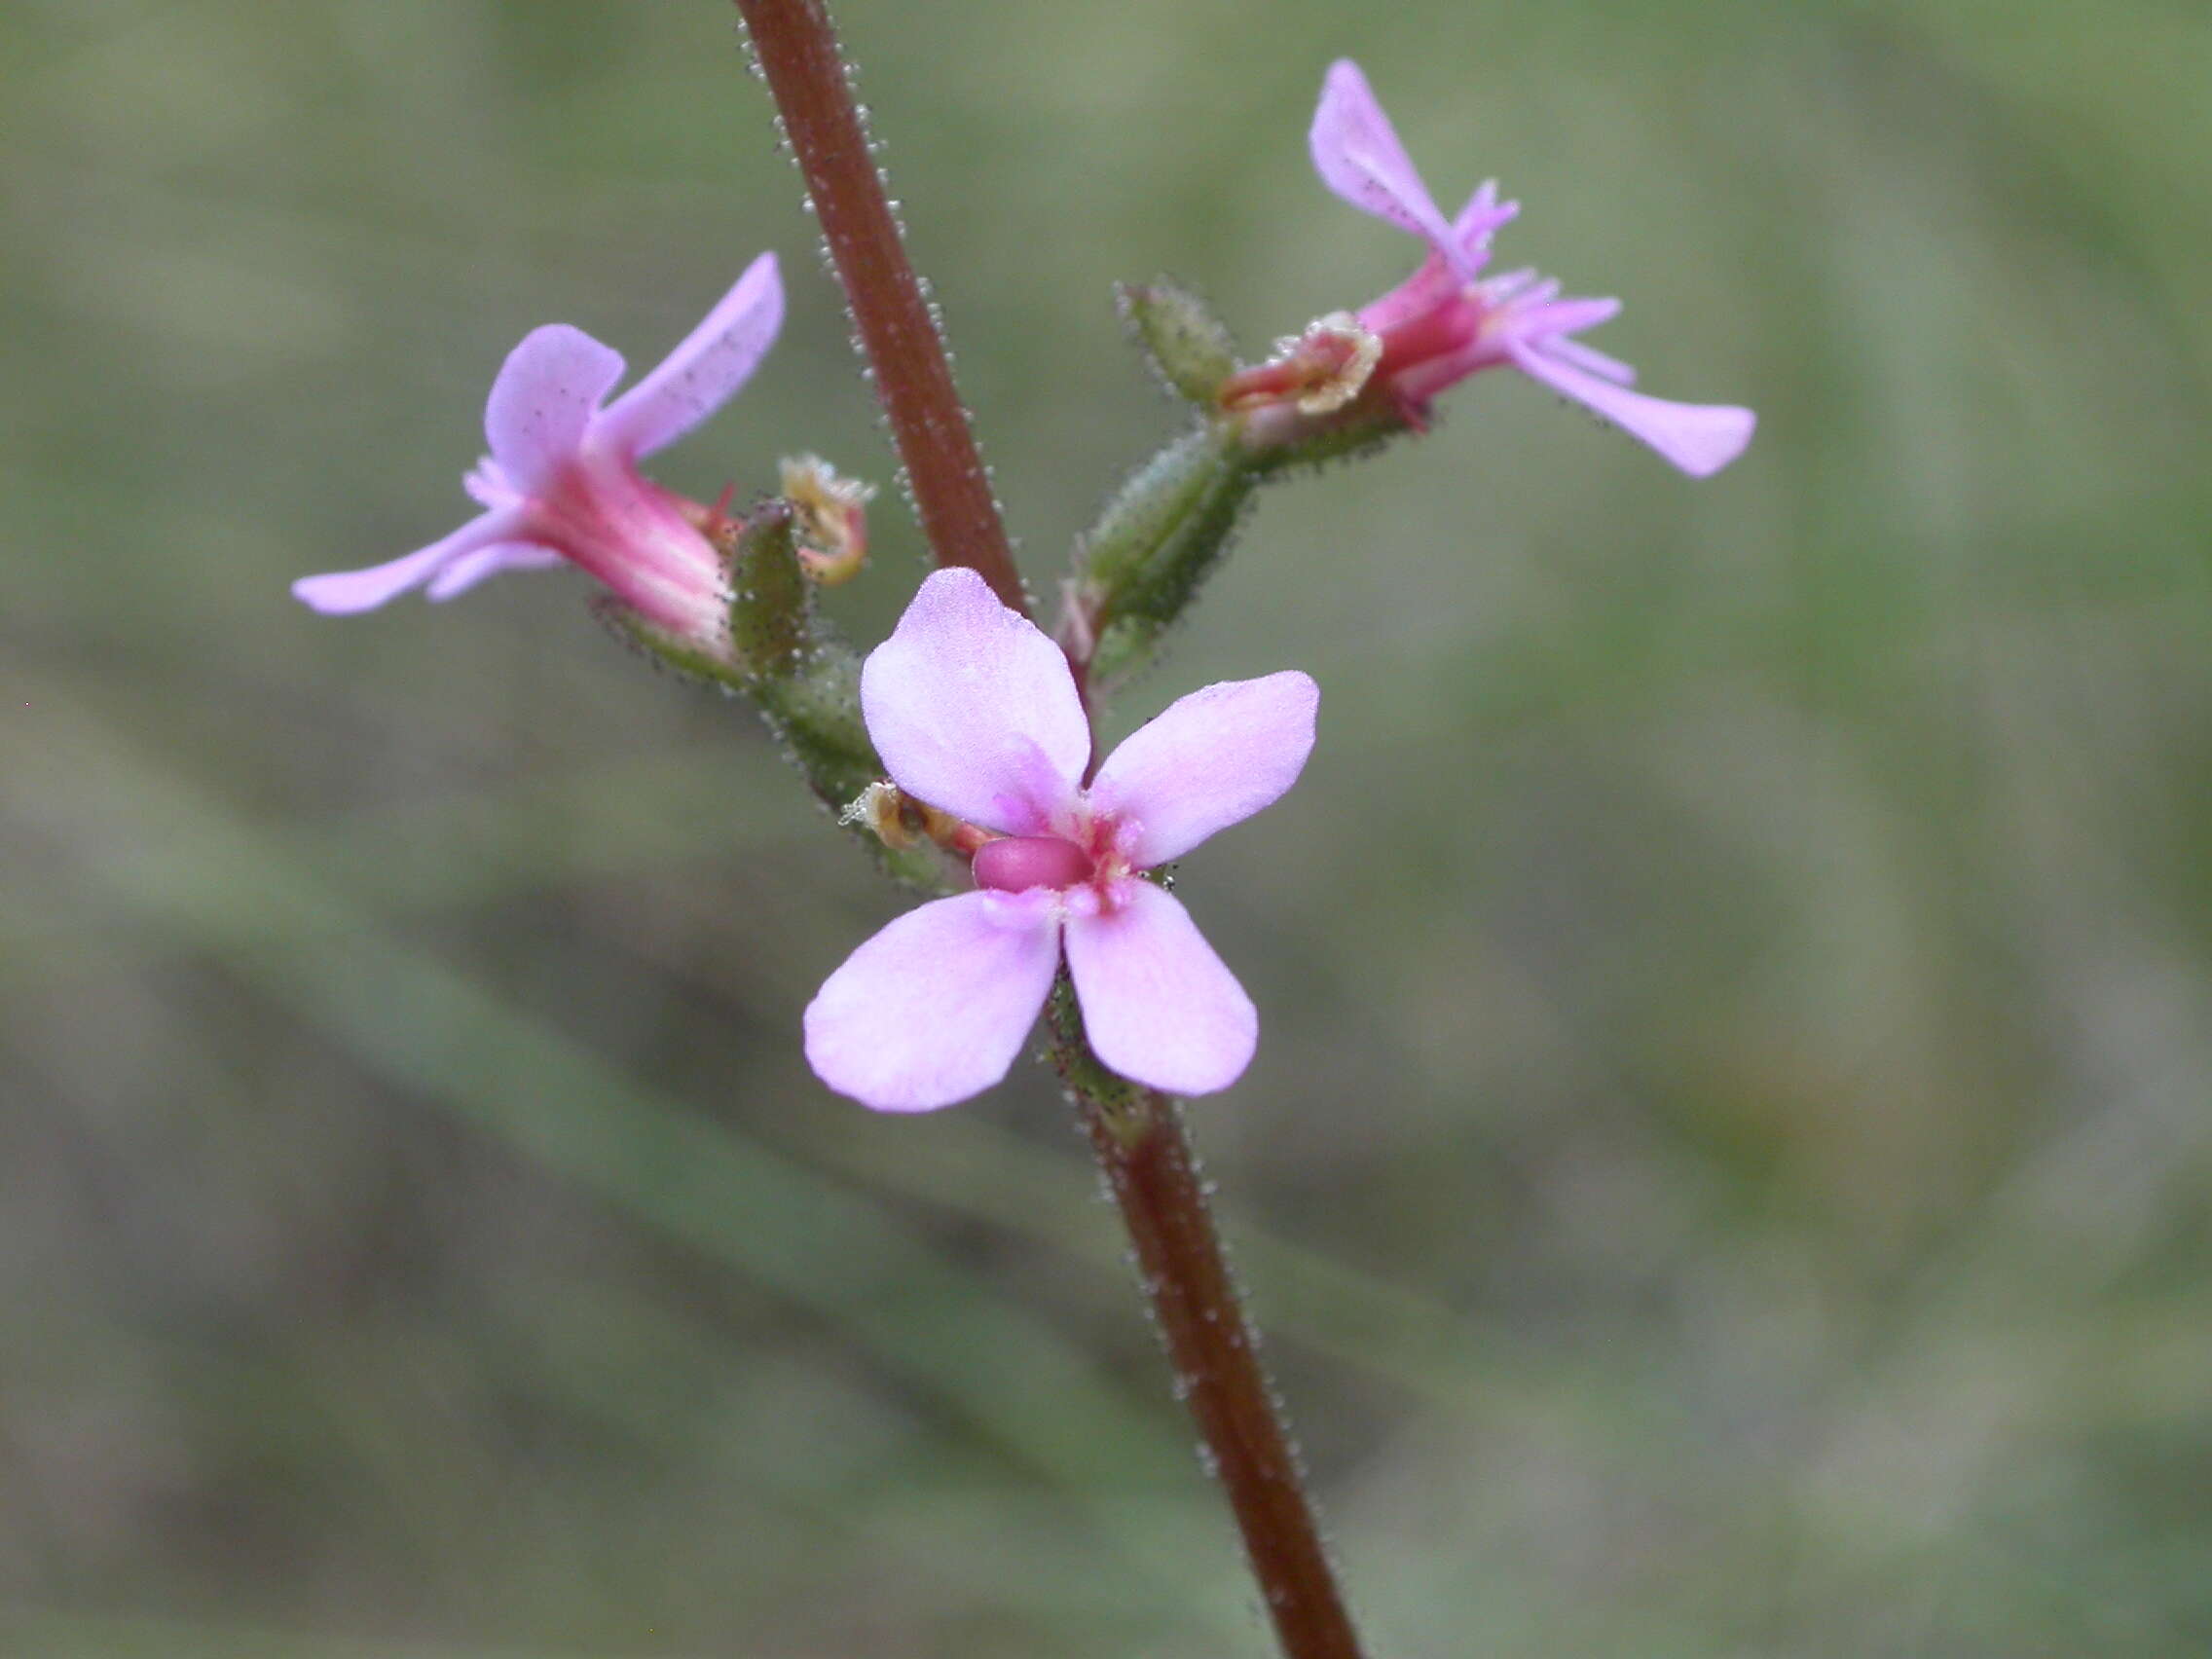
(806, 569, 1318, 1111)
(1276, 60, 1754, 476)
(293, 254, 785, 651)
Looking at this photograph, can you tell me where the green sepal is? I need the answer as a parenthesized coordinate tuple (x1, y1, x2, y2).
(590, 595, 749, 695)
(746, 637, 871, 801)
(746, 641, 945, 890)
(727, 502, 811, 678)
(1243, 404, 1413, 479)
(597, 505, 941, 889)
(728, 515, 945, 889)
(1073, 421, 1259, 688)
(1118, 278, 1239, 405)
(724, 500, 872, 812)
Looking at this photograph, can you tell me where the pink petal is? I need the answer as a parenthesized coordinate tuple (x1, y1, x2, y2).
(1452, 180, 1519, 249)
(1088, 672, 1319, 866)
(1539, 333, 1637, 387)
(804, 890, 1062, 1112)
(483, 324, 627, 495)
(462, 458, 518, 508)
(594, 253, 785, 460)
(292, 506, 523, 613)
(1480, 267, 1543, 303)
(1064, 882, 1257, 1096)
(861, 569, 1089, 834)
(1310, 61, 1476, 283)
(424, 541, 564, 601)
(1506, 339, 1755, 477)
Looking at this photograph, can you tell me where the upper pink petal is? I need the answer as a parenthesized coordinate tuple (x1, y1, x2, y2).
(1088, 671, 1319, 866)
(1309, 60, 1476, 283)
(292, 505, 524, 613)
(1506, 339, 1755, 478)
(424, 541, 565, 601)
(1064, 882, 1257, 1096)
(804, 889, 1063, 1112)
(861, 569, 1089, 835)
(593, 253, 784, 460)
(483, 324, 627, 495)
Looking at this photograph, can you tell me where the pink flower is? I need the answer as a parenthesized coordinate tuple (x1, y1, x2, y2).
(806, 569, 1319, 1112)
(1299, 59, 1754, 477)
(293, 254, 785, 648)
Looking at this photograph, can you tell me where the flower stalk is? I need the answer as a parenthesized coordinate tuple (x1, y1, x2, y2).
(732, 0, 1027, 614)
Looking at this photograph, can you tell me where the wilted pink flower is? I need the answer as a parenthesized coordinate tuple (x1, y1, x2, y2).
(293, 254, 785, 648)
(1282, 59, 1754, 476)
(807, 569, 1318, 1112)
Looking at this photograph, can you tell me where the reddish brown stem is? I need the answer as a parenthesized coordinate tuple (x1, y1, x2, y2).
(1081, 1088, 1366, 1659)
(733, 0, 1027, 614)
(1048, 986, 1366, 1659)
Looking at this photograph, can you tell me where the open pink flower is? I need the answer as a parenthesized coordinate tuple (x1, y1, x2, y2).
(1302, 59, 1753, 476)
(806, 569, 1318, 1112)
(293, 254, 785, 649)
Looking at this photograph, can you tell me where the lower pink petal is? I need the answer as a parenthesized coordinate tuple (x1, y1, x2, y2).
(292, 507, 521, 613)
(804, 890, 1062, 1112)
(1507, 340, 1755, 477)
(1064, 882, 1256, 1097)
(424, 542, 564, 601)
(1538, 333, 1637, 387)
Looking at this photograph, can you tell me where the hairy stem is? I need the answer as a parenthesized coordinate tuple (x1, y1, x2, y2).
(732, 0, 1027, 613)
(1048, 989, 1367, 1659)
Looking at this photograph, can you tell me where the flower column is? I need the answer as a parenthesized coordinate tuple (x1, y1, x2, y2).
(734, 5, 1372, 1654)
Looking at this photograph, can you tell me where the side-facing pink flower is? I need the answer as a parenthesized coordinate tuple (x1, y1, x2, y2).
(293, 254, 785, 649)
(1299, 59, 1754, 477)
(806, 569, 1318, 1112)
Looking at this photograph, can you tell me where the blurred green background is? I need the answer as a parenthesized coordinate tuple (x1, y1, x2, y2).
(6, 1, 2211, 1654)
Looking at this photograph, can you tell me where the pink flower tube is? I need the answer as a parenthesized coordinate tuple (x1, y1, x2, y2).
(294, 254, 785, 650)
(806, 569, 1319, 1111)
